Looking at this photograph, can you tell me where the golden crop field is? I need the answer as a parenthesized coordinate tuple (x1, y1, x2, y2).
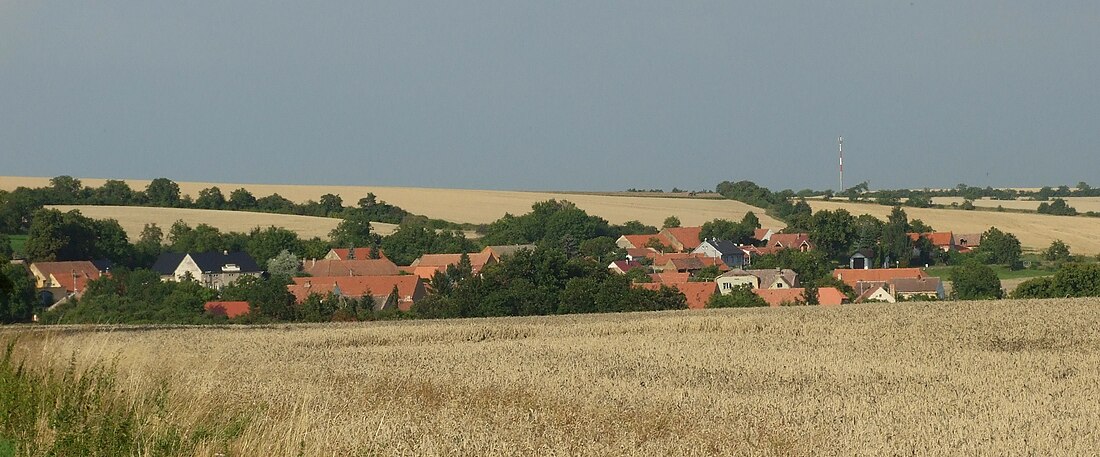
(45, 205, 397, 240)
(4, 298, 1100, 455)
(933, 196, 1100, 213)
(806, 200, 1100, 255)
(2, 176, 783, 228)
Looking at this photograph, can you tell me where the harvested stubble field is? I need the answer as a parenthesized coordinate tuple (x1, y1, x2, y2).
(933, 196, 1100, 214)
(5, 299, 1100, 455)
(806, 200, 1100, 255)
(2, 176, 783, 228)
(45, 205, 398, 240)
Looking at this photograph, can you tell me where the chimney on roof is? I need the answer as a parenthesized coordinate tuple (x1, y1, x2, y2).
(304, 280, 311, 289)
(223, 250, 228, 256)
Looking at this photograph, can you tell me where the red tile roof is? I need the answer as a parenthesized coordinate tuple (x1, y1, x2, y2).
(768, 233, 814, 250)
(204, 301, 250, 319)
(31, 261, 102, 293)
(302, 259, 400, 277)
(637, 282, 718, 310)
(327, 248, 390, 261)
(288, 275, 426, 311)
(609, 260, 645, 273)
(753, 288, 807, 307)
(816, 287, 846, 306)
(661, 227, 703, 251)
(831, 268, 926, 289)
(907, 232, 955, 247)
(620, 234, 666, 249)
(625, 247, 658, 259)
(649, 272, 691, 284)
(411, 252, 495, 272)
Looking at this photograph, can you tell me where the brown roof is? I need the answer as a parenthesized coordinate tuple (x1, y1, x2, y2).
(719, 268, 798, 288)
(890, 277, 942, 294)
(204, 301, 250, 319)
(625, 247, 657, 259)
(817, 287, 846, 306)
(649, 272, 691, 284)
(481, 245, 536, 259)
(854, 284, 892, 303)
(620, 234, 666, 249)
(411, 252, 495, 271)
(768, 233, 813, 250)
(832, 268, 926, 288)
(907, 232, 954, 247)
(288, 275, 426, 311)
(31, 261, 102, 293)
(302, 259, 400, 277)
(637, 282, 718, 310)
(753, 228, 773, 241)
(667, 256, 728, 272)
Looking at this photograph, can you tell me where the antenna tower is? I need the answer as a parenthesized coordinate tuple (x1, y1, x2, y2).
(838, 136, 844, 192)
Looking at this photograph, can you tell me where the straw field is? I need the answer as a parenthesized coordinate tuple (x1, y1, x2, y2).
(4, 298, 1100, 455)
(806, 200, 1100, 255)
(1, 176, 782, 228)
(932, 196, 1100, 213)
(43, 205, 399, 240)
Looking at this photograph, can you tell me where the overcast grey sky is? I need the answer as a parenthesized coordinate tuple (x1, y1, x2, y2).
(2, 1, 1097, 191)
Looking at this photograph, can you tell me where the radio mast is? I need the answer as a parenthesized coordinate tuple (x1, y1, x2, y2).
(838, 136, 844, 192)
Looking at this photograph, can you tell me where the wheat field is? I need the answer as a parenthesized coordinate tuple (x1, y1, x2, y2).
(1, 176, 783, 228)
(806, 200, 1100, 255)
(933, 196, 1100, 213)
(4, 299, 1100, 455)
(44, 205, 399, 240)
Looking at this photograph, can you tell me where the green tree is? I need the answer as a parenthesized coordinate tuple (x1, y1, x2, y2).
(975, 227, 1022, 267)
(228, 188, 258, 210)
(950, 262, 1003, 300)
(808, 209, 855, 261)
(92, 179, 137, 205)
(579, 236, 622, 262)
(246, 226, 303, 264)
(1043, 240, 1071, 262)
(319, 194, 344, 216)
(0, 234, 12, 262)
(700, 219, 751, 244)
(1011, 276, 1054, 299)
(195, 187, 227, 209)
(267, 250, 301, 279)
(707, 285, 767, 308)
(881, 206, 911, 267)
(220, 275, 296, 321)
(24, 209, 131, 263)
(1049, 263, 1100, 297)
(329, 209, 380, 248)
(662, 216, 681, 229)
(145, 178, 181, 207)
(48, 175, 85, 203)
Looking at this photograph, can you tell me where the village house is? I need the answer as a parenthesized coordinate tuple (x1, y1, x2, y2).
(753, 228, 774, 243)
(153, 252, 263, 290)
(204, 301, 250, 319)
(287, 275, 428, 311)
(752, 287, 847, 307)
(636, 281, 718, 309)
(407, 251, 496, 279)
(848, 249, 876, 270)
(302, 258, 399, 277)
(615, 234, 666, 250)
(832, 268, 927, 291)
(955, 233, 983, 253)
(480, 244, 536, 259)
(648, 272, 690, 284)
(692, 239, 747, 268)
(716, 268, 798, 293)
(608, 260, 645, 275)
(766, 233, 814, 252)
(908, 232, 956, 252)
(661, 256, 728, 274)
(657, 226, 704, 252)
(855, 283, 896, 303)
(889, 277, 945, 300)
(324, 247, 389, 261)
(29, 261, 105, 305)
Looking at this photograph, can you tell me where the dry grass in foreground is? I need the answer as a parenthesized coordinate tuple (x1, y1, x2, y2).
(44, 205, 397, 240)
(4, 299, 1100, 455)
(2, 176, 782, 228)
(806, 199, 1100, 255)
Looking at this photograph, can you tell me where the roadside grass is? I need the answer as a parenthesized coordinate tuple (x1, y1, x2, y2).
(0, 339, 254, 456)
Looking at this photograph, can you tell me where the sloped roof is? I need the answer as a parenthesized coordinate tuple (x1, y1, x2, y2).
(719, 268, 798, 288)
(184, 252, 262, 274)
(302, 259, 400, 277)
(907, 232, 954, 247)
(288, 275, 425, 311)
(753, 228, 774, 241)
(956, 233, 983, 247)
(327, 247, 390, 261)
(667, 256, 727, 272)
(855, 284, 894, 303)
(204, 301, 250, 319)
(753, 288, 806, 307)
(481, 245, 536, 259)
(649, 272, 691, 284)
(636, 282, 718, 310)
(609, 260, 644, 273)
(890, 277, 942, 294)
(699, 239, 745, 256)
(661, 227, 703, 250)
(152, 253, 186, 275)
(832, 268, 926, 288)
(625, 247, 658, 259)
(817, 287, 846, 306)
(769, 233, 813, 250)
(32, 261, 102, 293)
(411, 252, 494, 270)
(620, 234, 665, 249)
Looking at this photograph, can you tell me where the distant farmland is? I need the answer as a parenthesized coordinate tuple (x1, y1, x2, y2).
(3, 176, 783, 228)
(806, 200, 1100, 255)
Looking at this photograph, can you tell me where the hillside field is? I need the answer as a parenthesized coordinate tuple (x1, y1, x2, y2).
(806, 200, 1100, 255)
(932, 196, 1100, 213)
(2, 176, 783, 228)
(45, 205, 397, 240)
(4, 299, 1100, 455)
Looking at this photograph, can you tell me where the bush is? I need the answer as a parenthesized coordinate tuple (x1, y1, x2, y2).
(707, 285, 767, 308)
(950, 262, 1003, 300)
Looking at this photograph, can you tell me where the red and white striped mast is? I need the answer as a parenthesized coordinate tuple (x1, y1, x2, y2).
(838, 136, 844, 192)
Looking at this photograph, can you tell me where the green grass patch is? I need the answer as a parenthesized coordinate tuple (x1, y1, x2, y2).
(0, 339, 253, 456)
(5, 235, 26, 257)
